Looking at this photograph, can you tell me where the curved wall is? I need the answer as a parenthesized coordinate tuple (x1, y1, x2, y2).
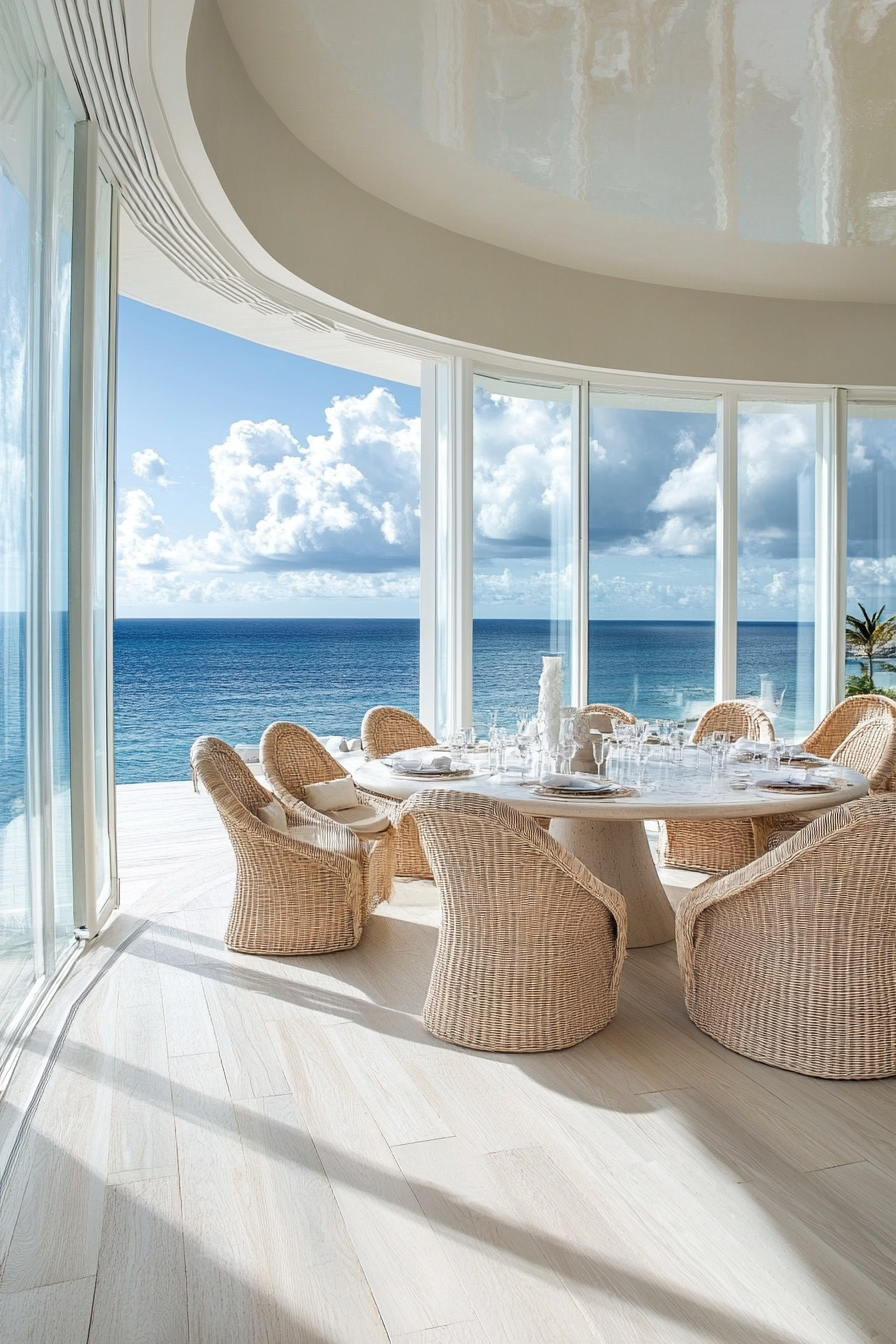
(187, 0, 896, 387)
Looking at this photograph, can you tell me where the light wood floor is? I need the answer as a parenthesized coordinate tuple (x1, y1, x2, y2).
(0, 781, 894, 1343)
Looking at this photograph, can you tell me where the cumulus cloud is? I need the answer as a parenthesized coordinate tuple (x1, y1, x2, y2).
(117, 388, 421, 605)
(131, 449, 171, 486)
(473, 390, 572, 552)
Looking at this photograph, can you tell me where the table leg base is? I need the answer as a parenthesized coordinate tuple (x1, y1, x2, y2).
(549, 818, 676, 948)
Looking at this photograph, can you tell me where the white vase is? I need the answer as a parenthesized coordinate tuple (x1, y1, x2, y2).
(537, 655, 563, 752)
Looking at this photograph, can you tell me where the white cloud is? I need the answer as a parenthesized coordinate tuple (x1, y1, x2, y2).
(473, 391, 572, 549)
(117, 388, 421, 605)
(131, 448, 171, 486)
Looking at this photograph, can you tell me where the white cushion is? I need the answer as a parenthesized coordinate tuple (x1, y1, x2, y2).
(303, 776, 358, 812)
(330, 805, 391, 836)
(287, 824, 357, 856)
(257, 799, 288, 832)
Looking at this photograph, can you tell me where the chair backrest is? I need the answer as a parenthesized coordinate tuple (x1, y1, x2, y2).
(805, 694, 896, 766)
(407, 789, 626, 937)
(260, 721, 348, 805)
(831, 714, 896, 792)
(693, 700, 775, 744)
(191, 736, 273, 824)
(581, 703, 637, 725)
(361, 706, 437, 760)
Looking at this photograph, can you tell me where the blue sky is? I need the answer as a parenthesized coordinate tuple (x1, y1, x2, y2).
(116, 299, 421, 617)
(116, 298, 896, 624)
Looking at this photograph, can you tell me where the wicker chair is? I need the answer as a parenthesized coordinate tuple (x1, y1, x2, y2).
(191, 736, 375, 955)
(762, 714, 896, 852)
(360, 706, 438, 879)
(581, 703, 637, 725)
(407, 790, 627, 1052)
(659, 701, 777, 875)
(259, 721, 395, 906)
(805, 694, 896, 789)
(676, 795, 896, 1079)
(361, 706, 438, 759)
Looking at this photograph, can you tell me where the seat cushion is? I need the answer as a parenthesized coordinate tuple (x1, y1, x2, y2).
(329, 805, 391, 836)
(303, 776, 358, 812)
(257, 799, 288, 832)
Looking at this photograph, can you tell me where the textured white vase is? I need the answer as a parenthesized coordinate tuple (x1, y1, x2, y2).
(537, 655, 563, 752)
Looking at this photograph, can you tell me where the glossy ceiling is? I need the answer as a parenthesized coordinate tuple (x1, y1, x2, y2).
(219, 0, 896, 299)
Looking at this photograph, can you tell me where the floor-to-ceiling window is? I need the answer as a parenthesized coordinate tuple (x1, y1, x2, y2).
(0, 0, 77, 1049)
(588, 392, 718, 722)
(472, 375, 574, 728)
(736, 402, 817, 739)
(846, 403, 896, 696)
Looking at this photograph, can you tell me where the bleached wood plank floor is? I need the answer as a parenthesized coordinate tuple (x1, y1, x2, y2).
(0, 781, 894, 1343)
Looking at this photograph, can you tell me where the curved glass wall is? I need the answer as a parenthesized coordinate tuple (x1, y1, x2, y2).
(588, 392, 718, 722)
(0, 0, 77, 1048)
(429, 370, 883, 743)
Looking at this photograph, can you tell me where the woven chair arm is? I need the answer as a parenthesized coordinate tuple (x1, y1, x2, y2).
(676, 802, 854, 996)
(355, 786, 399, 826)
(233, 800, 364, 878)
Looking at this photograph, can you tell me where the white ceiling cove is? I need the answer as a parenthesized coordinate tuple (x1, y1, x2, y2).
(218, 0, 896, 301)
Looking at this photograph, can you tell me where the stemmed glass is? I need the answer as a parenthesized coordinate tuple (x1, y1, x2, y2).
(557, 713, 576, 774)
(709, 730, 730, 775)
(671, 726, 688, 764)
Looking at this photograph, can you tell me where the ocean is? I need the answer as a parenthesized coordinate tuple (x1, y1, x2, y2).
(113, 618, 821, 784)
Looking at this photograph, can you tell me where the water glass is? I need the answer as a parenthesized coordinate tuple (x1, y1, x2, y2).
(591, 731, 609, 777)
(558, 713, 576, 774)
(450, 728, 467, 763)
(488, 726, 506, 774)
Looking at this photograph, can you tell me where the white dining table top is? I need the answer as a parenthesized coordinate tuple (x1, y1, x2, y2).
(350, 753, 870, 822)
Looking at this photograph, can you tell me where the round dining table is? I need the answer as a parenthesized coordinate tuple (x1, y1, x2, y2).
(351, 753, 870, 948)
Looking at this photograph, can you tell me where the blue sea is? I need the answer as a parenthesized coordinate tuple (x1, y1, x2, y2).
(113, 618, 821, 783)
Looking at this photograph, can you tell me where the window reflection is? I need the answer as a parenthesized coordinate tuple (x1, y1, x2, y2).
(846, 405, 896, 697)
(472, 376, 573, 729)
(736, 403, 817, 739)
(588, 392, 717, 724)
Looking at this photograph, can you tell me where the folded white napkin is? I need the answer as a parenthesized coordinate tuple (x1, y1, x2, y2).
(733, 737, 768, 754)
(393, 752, 452, 772)
(754, 770, 822, 789)
(539, 773, 614, 791)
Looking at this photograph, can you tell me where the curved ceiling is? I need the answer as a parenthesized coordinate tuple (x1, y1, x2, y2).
(217, 0, 896, 301)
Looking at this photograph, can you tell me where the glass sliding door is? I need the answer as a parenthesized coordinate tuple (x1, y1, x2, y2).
(736, 402, 817, 739)
(472, 375, 574, 729)
(0, 0, 77, 1054)
(846, 404, 896, 697)
(0, 3, 36, 1028)
(588, 391, 718, 724)
(91, 174, 115, 916)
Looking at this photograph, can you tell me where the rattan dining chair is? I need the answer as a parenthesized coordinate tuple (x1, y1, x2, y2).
(407, 790, 627, 1052)
(804, 694, 896, 789)
(360, 706, 439, 879)
(761, 713, 896, 852)
(676, 794, 896, 1078)
(581, 703, 637, 725)
(259, 721, 395, 906)
(361, 706, 438, 759)
(658, 701, 777, 875)
(191, 736, 374, 955)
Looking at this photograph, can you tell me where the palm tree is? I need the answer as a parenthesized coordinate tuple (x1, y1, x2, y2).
(845, 603, 896, 693)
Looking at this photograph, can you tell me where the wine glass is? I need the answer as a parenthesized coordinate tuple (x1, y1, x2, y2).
(558, 714, 576, 773)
